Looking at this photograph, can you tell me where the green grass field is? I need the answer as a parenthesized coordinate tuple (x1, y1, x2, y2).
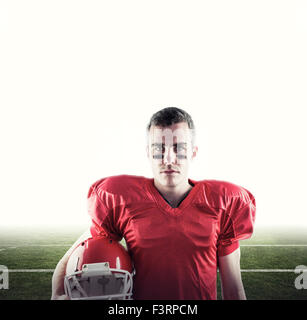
(0, 225, 307, 300)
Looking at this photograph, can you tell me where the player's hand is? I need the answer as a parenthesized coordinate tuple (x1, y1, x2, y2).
(51, 294, 70, 300)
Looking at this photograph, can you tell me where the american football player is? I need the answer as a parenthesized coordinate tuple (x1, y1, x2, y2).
(51, 107, 256, 300)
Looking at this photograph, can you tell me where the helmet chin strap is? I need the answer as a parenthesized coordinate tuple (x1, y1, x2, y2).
(116, 256, 121, 269)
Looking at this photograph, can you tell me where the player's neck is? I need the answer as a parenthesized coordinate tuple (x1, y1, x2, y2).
(153, 180, 193, 208)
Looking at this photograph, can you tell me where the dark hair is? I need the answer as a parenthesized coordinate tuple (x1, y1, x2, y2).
(146, 107, 196, 145)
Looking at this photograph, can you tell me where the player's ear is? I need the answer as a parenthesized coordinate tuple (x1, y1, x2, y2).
(191, 145, 198, 160)
(146, 145, 149, 158)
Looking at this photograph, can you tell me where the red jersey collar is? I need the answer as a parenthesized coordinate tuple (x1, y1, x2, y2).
(146, 178, 200, 215)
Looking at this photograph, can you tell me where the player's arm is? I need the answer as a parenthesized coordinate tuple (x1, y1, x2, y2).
(218, 247, 246, 300)
(51, 228, 91, 300)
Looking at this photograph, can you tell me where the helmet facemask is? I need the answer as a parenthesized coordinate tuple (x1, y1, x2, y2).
(64, 261, 133, 300)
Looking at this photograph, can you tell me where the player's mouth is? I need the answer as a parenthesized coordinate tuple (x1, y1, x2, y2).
(162, 170, 179, 174)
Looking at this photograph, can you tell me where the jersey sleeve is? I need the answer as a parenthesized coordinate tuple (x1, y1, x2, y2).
(87, 181, 123, 242)
(217, 188, 256, 256)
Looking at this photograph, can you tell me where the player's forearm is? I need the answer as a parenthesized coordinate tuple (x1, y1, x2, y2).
(51, 228, 92, 299)
(51, 255, 69, 299)
(221, 281, 246, 300)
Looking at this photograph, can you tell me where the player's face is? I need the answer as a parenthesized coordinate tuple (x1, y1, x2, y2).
(146, 122, 198, 188)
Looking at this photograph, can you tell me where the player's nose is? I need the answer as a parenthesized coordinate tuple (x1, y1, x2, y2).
(163, 146, 177, 164)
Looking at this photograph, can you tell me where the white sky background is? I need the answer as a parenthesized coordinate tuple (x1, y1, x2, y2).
(0, 0, 306, 227)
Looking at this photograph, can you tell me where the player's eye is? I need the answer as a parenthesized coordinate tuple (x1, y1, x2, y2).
(153, 146, 164, 152)
(174, 146, 186, 153)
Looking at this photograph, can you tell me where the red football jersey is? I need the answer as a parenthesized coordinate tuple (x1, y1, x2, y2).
(87, 175, 256, 300)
